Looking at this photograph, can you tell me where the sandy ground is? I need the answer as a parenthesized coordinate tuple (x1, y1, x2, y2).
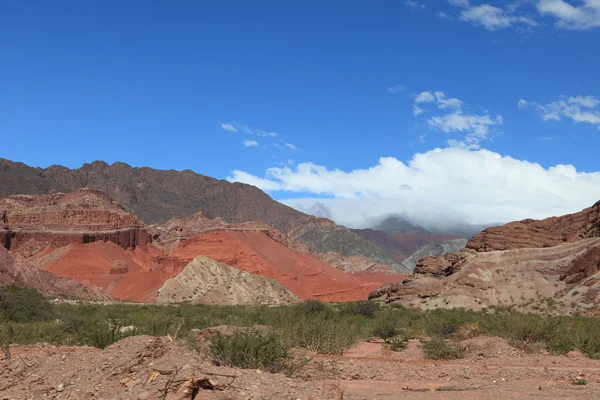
(2, 335, 600, 399)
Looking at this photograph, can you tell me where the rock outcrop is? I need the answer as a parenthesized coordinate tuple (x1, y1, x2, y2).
(370, 201, 600, 314)
(466, 201, 600, 252)
(156, 256, 299, 305)
(1, 188, 151, 251)
(399, 239, 469, 272)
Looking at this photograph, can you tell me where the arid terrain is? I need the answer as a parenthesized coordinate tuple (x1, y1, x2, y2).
(3, 330, 600, 399)
(3, 159, 600, 400)
(0, 188, 406, 304)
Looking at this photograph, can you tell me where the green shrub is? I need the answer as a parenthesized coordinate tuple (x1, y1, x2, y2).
(83, 318, 137, 349)
(209, 329, 291, 373)
(293, 300, 332, 316)
(340, 301, 379, 318)
(388, 336, 408, 352)
(372, 319, 400, 341)
(0, 286, 52, 323)
(422, 339, 464, 360)
(279, 315, 361, 355)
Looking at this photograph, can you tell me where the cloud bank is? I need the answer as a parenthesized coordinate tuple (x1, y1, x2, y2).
(228, 147, 600, 231)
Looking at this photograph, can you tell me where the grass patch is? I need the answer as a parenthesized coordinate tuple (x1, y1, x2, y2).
(209, 329, 291, 373)
(422, 339, 465, 360)
(4, 287, 600, 361)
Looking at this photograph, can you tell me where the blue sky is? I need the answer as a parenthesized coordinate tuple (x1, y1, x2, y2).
(3, 1, 600, 229)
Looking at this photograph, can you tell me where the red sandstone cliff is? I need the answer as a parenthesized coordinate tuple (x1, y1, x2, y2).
(1, 188, 151, 251)
(466, 201, 600, 252)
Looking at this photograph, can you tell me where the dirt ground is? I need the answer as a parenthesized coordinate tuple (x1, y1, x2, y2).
(2, 335, 600, 400)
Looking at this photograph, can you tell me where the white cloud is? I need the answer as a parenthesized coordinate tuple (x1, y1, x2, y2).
(537, 0, 600, 30)
(428, 113, 503, 137)
(243, 140, 259, 147)
(403, 0, 426, 8)
(519, 95, 600, 126)
(435, 91, 463, 109)
(285, 142, 298, 150)
(414, 90, 503, 148)
(387, 85, 405, 94)
(437, 11, 455, 19)
(221, 122, 278, 137)
(460, 4, 538, 30)
(447, 0, 470, 7)
(419, 134, 427, 143)
(255, 129, 278, 137)
(220, 123, 238, 132)
(415, 91, 436, 103)
(228, 147, 600, 231)
(538, 136, 553, 141)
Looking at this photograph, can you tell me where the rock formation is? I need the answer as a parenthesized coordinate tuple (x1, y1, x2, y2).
(1, 188, 151, 251)
(399, 238, 468, 272)
(0, 189, 405, 304)
(0, 158, 402, 274)
(156, 256, 299, 305)
(465, 201, 600, 252)
(370, 201, 600, 314)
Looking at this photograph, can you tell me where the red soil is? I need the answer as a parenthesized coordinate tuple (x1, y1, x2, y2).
(168, 230, 406, 302)
(42, 242, 177, 303)
(34, 231, 405, 303)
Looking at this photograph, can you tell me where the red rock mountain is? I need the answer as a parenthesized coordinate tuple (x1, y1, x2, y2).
(1, 190, 404, 303)
(0, 158, 399, 271)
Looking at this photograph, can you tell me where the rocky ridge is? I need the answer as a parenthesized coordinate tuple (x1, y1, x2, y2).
(370, 201, 600, 314)
(0, 158, 401, 272)
(289, 218, 407, 272)
(398, 238, 469, 272)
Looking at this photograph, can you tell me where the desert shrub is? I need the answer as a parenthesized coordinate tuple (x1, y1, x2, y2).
(293, 300, 332, 316)
(83, 318, 137, 349)
(209, 329, 291, 373)
(371, 318, 401, 341)
(388, 336, 408, 352)
(422, 338, 464, 360)
(422, 309, 473, 339)
(452, 323, 481, 340)
(278, 312, 363, 355)
(0, 285, 53, 323)
(340, 301, 380, 318)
